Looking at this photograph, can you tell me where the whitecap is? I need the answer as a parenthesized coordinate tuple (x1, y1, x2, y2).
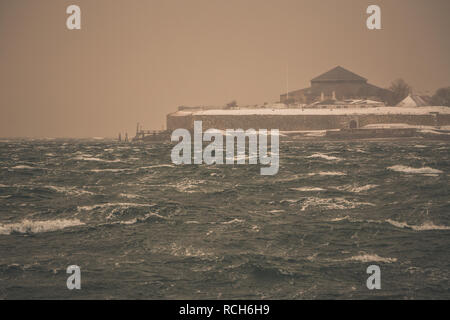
(139, 164, 174, 169)
(268, 209, 285, 213)
(11, 165, 36, 170)
(385, 219, 450, 231)
(299, 197, 374, 211)
(328, 216, 450, 232)
(113, 212, 166, 225)
(221, 218, 245, 224)
(307, 153, 341, 161)
(347, 253, 397, 263)
(90, 168, 129, 173)
(308, 171, 346, 176)
(0, 218, 84, 235)
(387, 165, 443, 174)
(77, 203, 155, 219)
(73, 156, 121, 163)
(119, 193, 141, 199)
(335, 184, 378, 193)
(46, 185, 94, 196)
(291, 187, 325, 192)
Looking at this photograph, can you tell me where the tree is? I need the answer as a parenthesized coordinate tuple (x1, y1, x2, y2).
(284, 98, 296, 105)
(432, 87, 450, 107)
(225, 100, 237, 109)
(389, 79, 412, 105)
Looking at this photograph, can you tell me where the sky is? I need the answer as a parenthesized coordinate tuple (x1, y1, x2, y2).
(0, 0, 449, 138)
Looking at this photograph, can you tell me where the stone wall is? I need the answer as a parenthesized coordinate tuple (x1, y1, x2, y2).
(167, 113, 450, 131)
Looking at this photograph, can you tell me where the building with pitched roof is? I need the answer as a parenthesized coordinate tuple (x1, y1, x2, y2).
(396, 94, 433, 107)
(280, 66, 393, 104)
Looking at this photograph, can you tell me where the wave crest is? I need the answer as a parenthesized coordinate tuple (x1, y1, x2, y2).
(0, 219, 84, 235)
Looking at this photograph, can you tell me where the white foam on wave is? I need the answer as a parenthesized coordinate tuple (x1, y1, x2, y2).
(335, 184, 378, 193)
(113, 212, 166, 225)
(268, 209, 285, 213)
(385, 219, 450, 231)
(328, 216, 450, 231)
(0, 218, 84, 235)
(73, 156, 121, 163)
(168, 243, 212, 258)
(329, 215, 350, 222)
(172, 179, 217, 193)
(78, 202, 153, 211)
(46, 185, 94, 196)
(11, 165, 36, 170)
(307, 153, 341, 161)
(290, 187, 325, 192)
(90, 168, 129, 173)
(119, 193, 141, 199)
(298, 197, 374, 211)
(139, 164, 175, 169)
(347, 253, 397, 263)
(221, 218, 245, 224)
(77, 202, 155, 219)
(387, 165, 443, 174)
(308, 171, 346, 176)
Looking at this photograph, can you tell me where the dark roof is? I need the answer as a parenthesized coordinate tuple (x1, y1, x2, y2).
(311, 66, 367, 82)
(280, 87, 312, 97)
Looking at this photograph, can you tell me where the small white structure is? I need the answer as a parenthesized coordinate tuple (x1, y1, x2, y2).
(397, 94, 432, 107)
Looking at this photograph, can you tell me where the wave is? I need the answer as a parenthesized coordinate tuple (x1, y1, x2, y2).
(295, 197, 375, 211)
(335, 184, 378, 193)
(77, 202, 155, 214)
(0, 218, 84, 235)
(307, 153, 341, 161)
(385, 219, 450, 231)
(290, 187, 325, 192)
(221, 218, 245, 224)
(119, 193, 142, 199)
(90, 168, 130, 173)
(308, 171, 346, 176)
(387, 165, 443, 174)
(346, 253, 397, 263)
(73, 156, 121, 163)
(139, 164, 175, 169)
(45, 185, 94, 196)
(329, 215, 350, 222)
(169, 243, 213, 258)
(329, 216, 450, 231)
(268, 209, 285, 213)
(111, 212, 167, 225)
(10, 165, 37, 170)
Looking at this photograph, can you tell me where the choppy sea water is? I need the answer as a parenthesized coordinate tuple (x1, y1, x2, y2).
(0, 139, 449, 299)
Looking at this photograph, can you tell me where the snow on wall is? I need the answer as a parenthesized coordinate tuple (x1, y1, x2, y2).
(177, 106, 450, 116)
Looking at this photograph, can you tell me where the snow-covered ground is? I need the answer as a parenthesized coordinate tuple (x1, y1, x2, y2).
(170, 106, 450, 116)
(362, 123, 450, 135)
(362, 123, 450, 130)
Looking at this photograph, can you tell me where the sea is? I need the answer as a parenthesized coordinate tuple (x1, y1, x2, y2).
(0, 138, 449, 299)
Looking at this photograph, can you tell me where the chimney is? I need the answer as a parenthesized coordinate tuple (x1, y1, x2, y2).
(321, 92, 324, 101)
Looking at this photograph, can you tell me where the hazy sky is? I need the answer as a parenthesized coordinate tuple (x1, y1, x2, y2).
(1, 0, 449, 137)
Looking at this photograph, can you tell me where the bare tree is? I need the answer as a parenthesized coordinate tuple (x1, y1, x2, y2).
(225, 100, 238, 109)
(389, 79, 412, 105)
(432, 87, 450, 107)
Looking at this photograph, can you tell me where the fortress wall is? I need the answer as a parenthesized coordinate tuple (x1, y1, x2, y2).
(166, 114, 194, 131)
(167, 113, 450, 131)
